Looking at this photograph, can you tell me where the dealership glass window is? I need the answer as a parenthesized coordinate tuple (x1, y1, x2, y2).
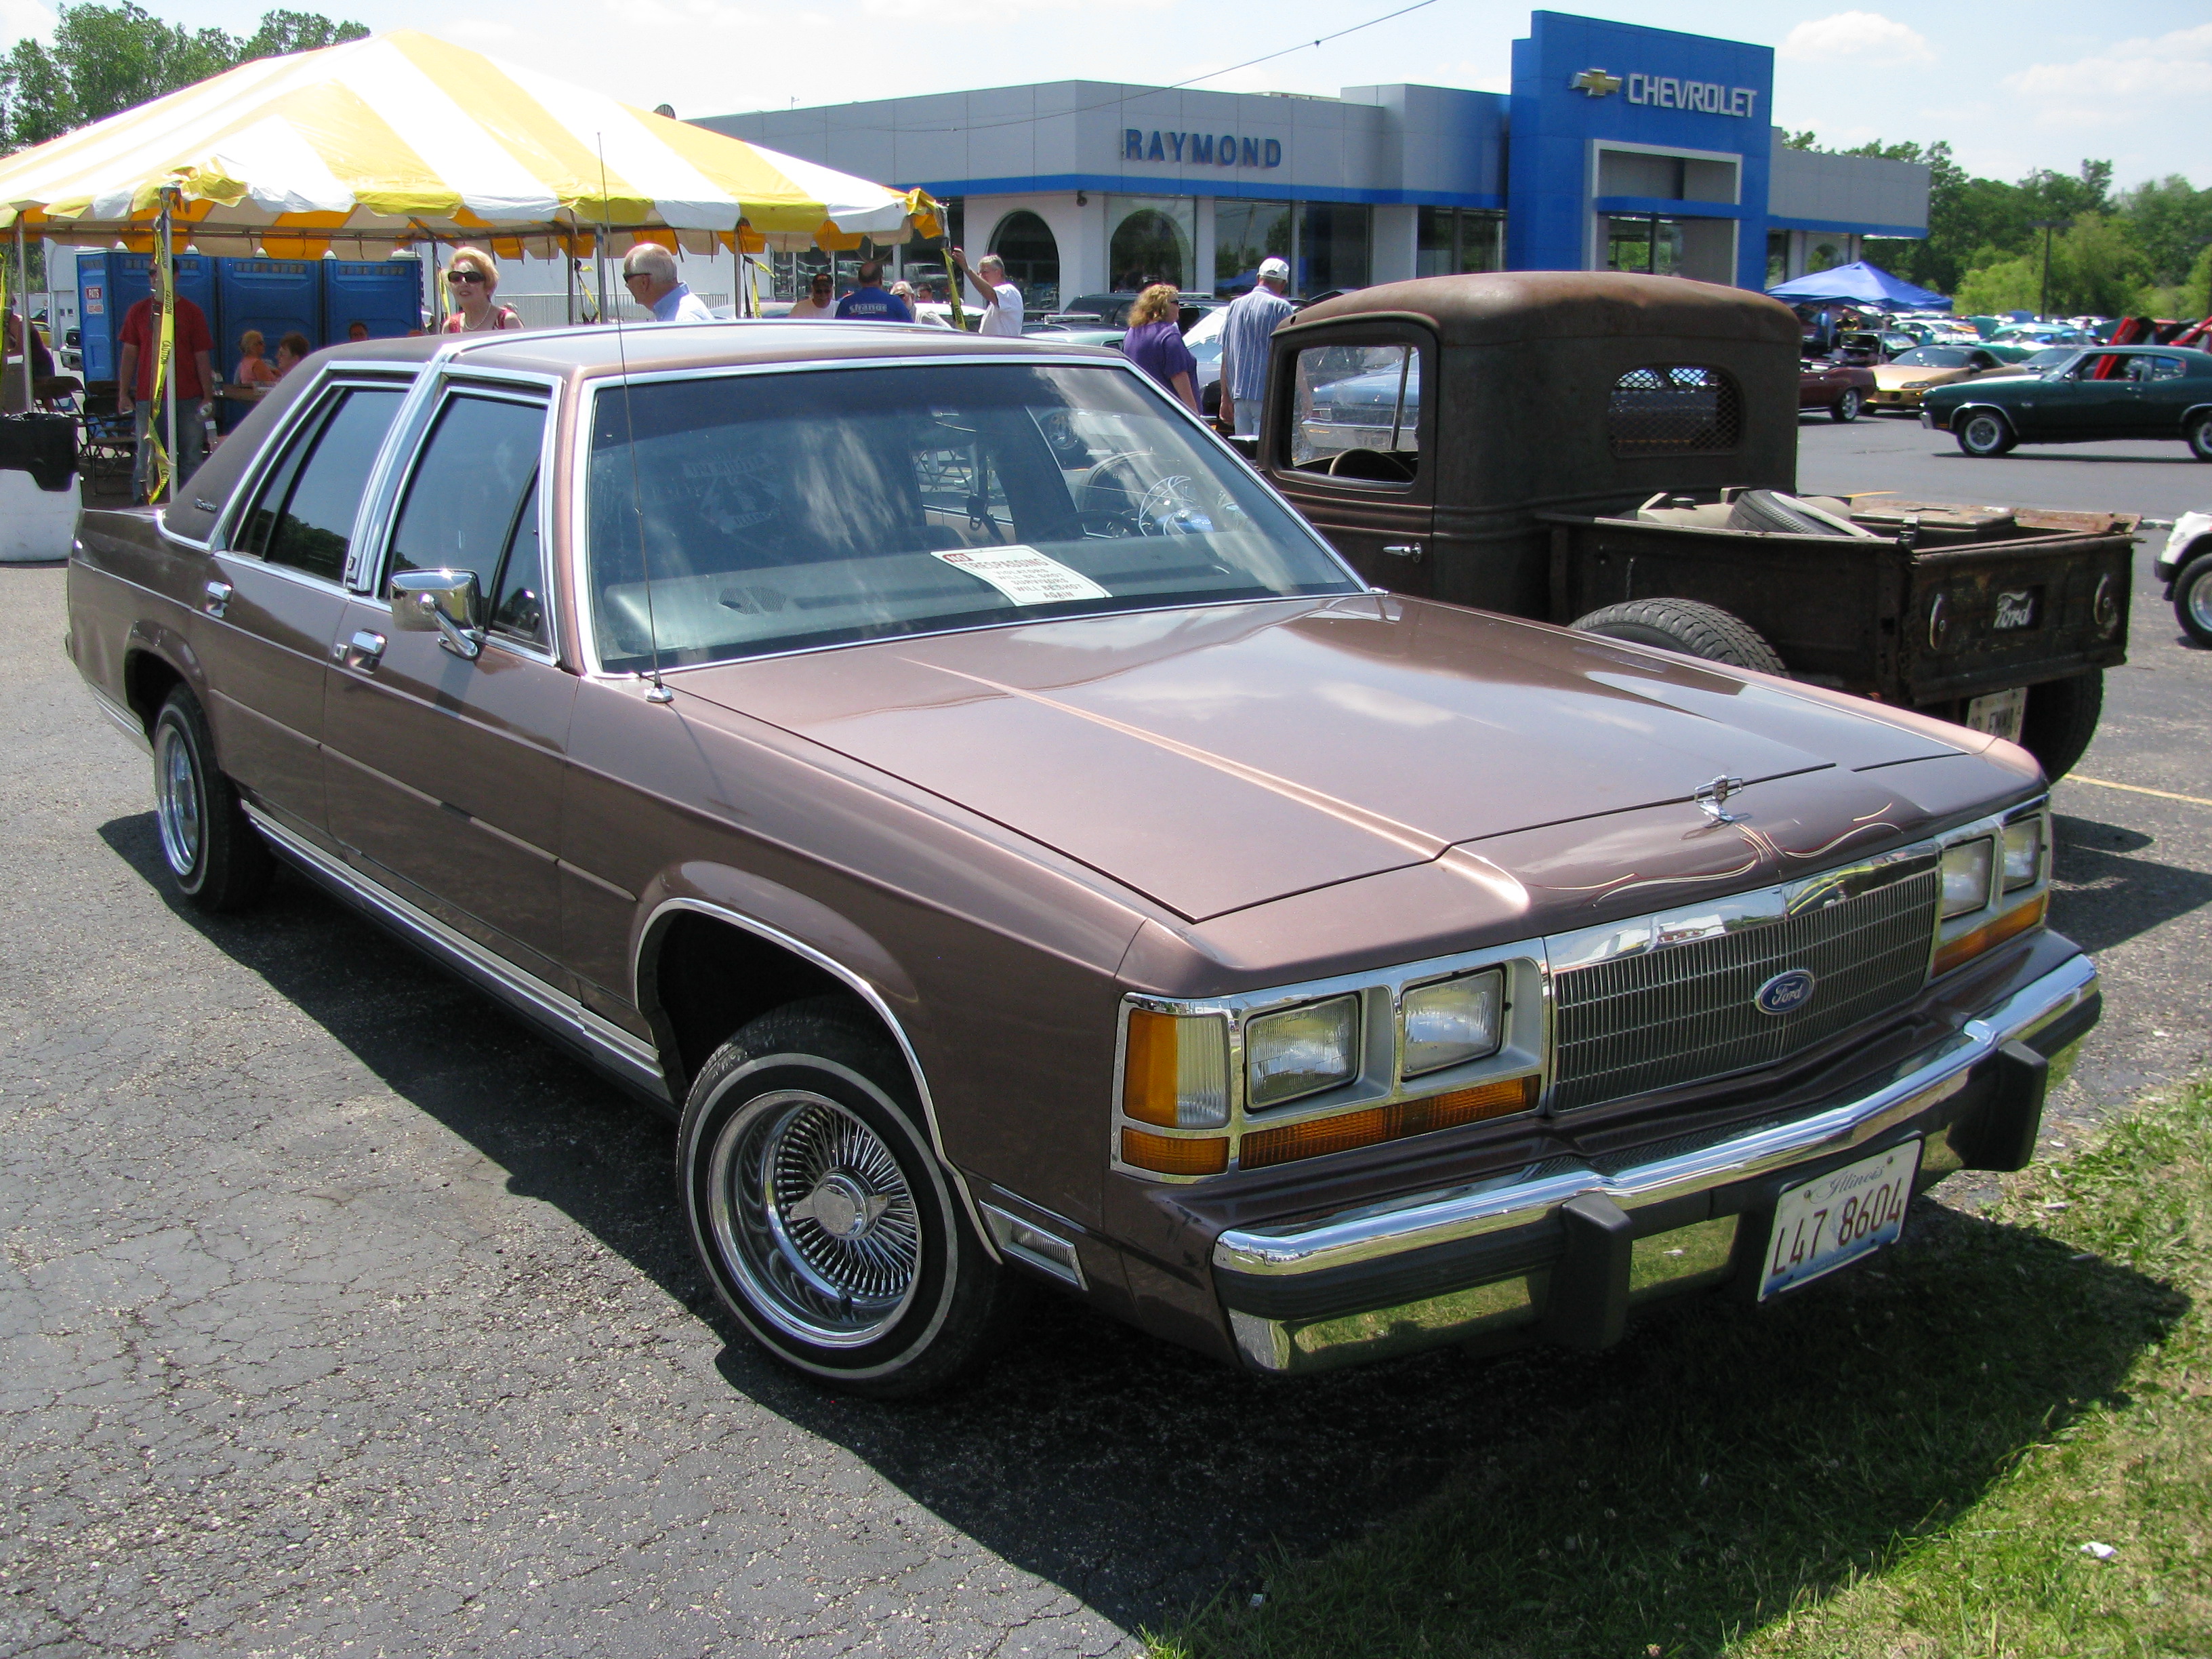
(1766, 230, 1788, 287)
(1605, 215, 1685, 276)
(1807, 238, 1844, 274)
(1215, 199, 1292, 295)
(989, 210, 1060, 311)
(1417, 207, 1504, 277)
(1298, 203, 1370, 296)
(1106, 195, 1197, 291)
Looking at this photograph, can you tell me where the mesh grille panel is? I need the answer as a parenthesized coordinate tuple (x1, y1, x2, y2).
(1551, 871, 1938, 1111)
(1607, 365, 1744, 455)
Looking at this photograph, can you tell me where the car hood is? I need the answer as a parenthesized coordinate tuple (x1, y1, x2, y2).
(670, 596, 2000, 924)
(1874, 365, 1964, 388)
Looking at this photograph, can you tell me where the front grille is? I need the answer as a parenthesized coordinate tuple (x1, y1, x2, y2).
(1551, 870, 1938, 1111)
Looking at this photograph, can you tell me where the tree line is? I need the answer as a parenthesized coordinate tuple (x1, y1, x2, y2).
(1, 3, 365, 154)
(1783, 133, 2212, 319)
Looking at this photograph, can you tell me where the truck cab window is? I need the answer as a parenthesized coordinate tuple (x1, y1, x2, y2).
(235, 386, 407, 581)
(1289, 344, 1420, 483)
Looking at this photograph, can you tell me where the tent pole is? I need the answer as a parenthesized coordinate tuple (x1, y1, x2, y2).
(565, 229, 575, 325)
(594, 237, 608, 324)
(12, 220, 30, 412)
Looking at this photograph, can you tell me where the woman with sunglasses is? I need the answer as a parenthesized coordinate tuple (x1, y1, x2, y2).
(440, 247, 524, 333)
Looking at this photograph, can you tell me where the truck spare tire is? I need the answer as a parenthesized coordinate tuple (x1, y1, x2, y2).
(1571, 598, 1789, 676)
(1725, 489, 1873, 538)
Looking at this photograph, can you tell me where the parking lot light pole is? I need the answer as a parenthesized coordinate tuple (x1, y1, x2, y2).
(2031, 220, 2069, 321)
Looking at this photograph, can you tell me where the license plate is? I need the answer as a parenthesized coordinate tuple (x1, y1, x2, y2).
(1965, 687, 2028, 743)
(1758, 1140, 1921, 1301)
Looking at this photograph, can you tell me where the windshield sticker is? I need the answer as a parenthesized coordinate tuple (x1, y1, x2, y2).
(932, 545, 1111, 607)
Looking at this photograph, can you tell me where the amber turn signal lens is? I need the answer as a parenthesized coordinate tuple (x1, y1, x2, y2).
(1122, 1009, 1231, 1128)
(1932, 893, 2046, 977)
(1120, 1126, 1229, 1176)
(1237, 1075, 1537, 1171)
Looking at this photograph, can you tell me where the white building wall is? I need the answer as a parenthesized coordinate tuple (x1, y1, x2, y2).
(1371, 203, 1418, 285)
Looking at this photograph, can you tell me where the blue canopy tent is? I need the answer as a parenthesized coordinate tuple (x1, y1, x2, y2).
(1766, 260, 1950, 312)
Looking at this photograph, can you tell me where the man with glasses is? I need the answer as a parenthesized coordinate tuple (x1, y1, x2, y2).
(621, 244, 715, 323)
(786, 270, 837, 321)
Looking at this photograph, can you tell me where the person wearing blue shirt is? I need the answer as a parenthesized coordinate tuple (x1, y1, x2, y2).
(834, 260, 914, 323)
(621, 244, 715, 323)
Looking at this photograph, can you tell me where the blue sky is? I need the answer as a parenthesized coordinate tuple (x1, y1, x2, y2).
(5, 0, 2207, 190)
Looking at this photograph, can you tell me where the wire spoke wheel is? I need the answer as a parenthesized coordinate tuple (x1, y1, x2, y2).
(154, 718, 204, 879)
(707, 1089, 922, 1348)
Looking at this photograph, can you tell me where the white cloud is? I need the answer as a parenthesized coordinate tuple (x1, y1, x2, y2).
(0, 0, 56, 43)
(2008, 22, 2212, 125)
(1778, 12, 1933, 65)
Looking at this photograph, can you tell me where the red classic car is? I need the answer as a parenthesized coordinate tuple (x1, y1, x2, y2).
(1800, 358, 1877, 422)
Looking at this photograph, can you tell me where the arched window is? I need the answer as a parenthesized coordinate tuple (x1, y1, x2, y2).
(989, 212, 1060, 311)
(1109, 209, 1187, 292)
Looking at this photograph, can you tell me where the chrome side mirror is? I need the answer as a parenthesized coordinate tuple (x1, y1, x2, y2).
(390, 567, 485, 659)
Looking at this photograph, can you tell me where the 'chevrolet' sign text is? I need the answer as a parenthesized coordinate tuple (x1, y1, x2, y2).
(1626, 73, 1758, 117)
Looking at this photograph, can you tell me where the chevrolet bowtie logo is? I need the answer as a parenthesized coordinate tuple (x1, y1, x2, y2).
(1571, 66, 1622, 96)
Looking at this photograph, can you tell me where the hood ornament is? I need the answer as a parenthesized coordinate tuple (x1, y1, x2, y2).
(1694, 775, 1749, 823)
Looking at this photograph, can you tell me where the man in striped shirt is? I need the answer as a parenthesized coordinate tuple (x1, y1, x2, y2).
(1217, 256, 1295, 437)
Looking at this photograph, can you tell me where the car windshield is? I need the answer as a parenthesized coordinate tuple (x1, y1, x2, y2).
(584, 361, 1359, 672)
(1892, 347, 1970, 368)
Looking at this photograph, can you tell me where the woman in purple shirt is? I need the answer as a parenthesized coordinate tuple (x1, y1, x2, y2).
(1118, 285, 1200, 413)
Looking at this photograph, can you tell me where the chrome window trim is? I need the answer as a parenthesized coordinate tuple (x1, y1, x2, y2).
(205, 367, 423, 558)
(634, 896, 1000, 1263)
(1110, 935, 1549, 1183)
(353, 371, 562, 665)
(566, 353, 1364, 680)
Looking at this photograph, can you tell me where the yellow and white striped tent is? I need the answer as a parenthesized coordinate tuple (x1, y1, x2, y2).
(0, 28, 940, 258)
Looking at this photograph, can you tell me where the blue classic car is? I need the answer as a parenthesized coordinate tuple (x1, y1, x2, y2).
(1922, 345, 2212, 459)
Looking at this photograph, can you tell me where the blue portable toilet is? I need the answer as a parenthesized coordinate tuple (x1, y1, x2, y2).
(321, 257, 424, 346)
(77, 251, 218, 384)
(214, 258, 319, 431)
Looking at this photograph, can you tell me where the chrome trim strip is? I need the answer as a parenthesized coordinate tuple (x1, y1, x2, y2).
(635, 896, 1000, 1263)
(1213, 951, 2096, 1282)
(243, 804, 668, 1101)
(87, 683, 152, 753)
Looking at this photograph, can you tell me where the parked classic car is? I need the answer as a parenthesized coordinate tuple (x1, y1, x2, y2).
(2156, 506, 2212, 644)
(1868, 344, 2036, 413)
(1924, 345, 2212, 458)
(70, 321, 2098, 1395)
(1799, 357, 1877, 421)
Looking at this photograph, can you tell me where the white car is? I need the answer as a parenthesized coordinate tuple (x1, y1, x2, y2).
(2155, 508, 2212, 645)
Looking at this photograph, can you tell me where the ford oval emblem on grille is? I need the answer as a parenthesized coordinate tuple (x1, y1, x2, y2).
(1755, 969, 1817, 1017)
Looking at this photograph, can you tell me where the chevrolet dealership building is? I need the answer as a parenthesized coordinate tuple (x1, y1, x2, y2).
(699, 10, 1929, 309)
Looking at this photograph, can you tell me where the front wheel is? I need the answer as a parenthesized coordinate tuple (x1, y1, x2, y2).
(1955, 409, 2015, 457)
(1830, 388, 1862, 424)
(678, 997, 1021, 1397)
(151, 689, 272, 912)
(2186, 412, 2212, 462)
(2173, 552, 2212, 646)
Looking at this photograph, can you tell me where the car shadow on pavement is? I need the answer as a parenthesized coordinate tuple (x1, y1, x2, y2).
(2049, 813, 2212, 956)
(98, 810, 2188, 1645)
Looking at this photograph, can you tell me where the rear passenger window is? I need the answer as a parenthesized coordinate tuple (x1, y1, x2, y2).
(235, 386, 406, 581)
(388, 393, 550, 649)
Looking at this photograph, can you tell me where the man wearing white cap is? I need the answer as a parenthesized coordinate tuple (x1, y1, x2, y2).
(1217, 255, 1295, 438)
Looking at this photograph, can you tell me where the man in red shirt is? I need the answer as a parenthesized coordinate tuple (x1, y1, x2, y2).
(117, 289, 218, 499)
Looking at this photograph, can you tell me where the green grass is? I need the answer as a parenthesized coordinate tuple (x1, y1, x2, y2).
(1147, 1082, 2212, 1659)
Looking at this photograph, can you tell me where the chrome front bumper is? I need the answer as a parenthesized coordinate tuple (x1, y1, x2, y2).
(1212, 951, 2098, 1374)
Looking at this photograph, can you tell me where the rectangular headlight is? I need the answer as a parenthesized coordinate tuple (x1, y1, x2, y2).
(1122, 1010, 1230, 1129)
(1401, 968, 1504, 1078)
(1247, 994, 1359, 1109)
(1940, 837, 1994, 918)
(2003, 817, 2044, 891)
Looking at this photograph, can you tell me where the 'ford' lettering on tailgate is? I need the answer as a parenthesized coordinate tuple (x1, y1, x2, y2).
(1994, 590, 2039, 630)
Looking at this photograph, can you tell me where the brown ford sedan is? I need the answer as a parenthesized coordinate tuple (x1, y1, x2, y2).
(68, 323, 2099, 1395)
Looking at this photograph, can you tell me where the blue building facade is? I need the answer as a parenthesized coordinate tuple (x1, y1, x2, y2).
(701, 9, 1926, 306)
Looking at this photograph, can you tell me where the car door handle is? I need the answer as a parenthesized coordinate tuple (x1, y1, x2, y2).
(1381, 543, 1425, 562)
(202, 580, 232, 618)
(334, 630, 386, 671)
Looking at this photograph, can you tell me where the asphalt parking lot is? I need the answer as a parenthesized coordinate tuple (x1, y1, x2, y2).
(1, 418, 2206, 1658)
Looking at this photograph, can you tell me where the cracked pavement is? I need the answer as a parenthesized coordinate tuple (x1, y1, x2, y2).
(4, 434, 2207, 1657)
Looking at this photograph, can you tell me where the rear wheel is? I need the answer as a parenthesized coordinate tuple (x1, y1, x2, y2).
(2018, 670, 2103, 781)
(150, 689, 272, 912)
(2173, 552, 2212, 647)
(678, 997, 1021, 1397)
(1956, 409, 2015, 457)
(1572, 598, 1788, 676)
(2186, 412, 2212, 462)
(1830, 387, 1862, 424)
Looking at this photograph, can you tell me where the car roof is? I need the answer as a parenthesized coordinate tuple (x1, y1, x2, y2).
(1285, 271, 1801, 348)
(414, 319, 1125, 379)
